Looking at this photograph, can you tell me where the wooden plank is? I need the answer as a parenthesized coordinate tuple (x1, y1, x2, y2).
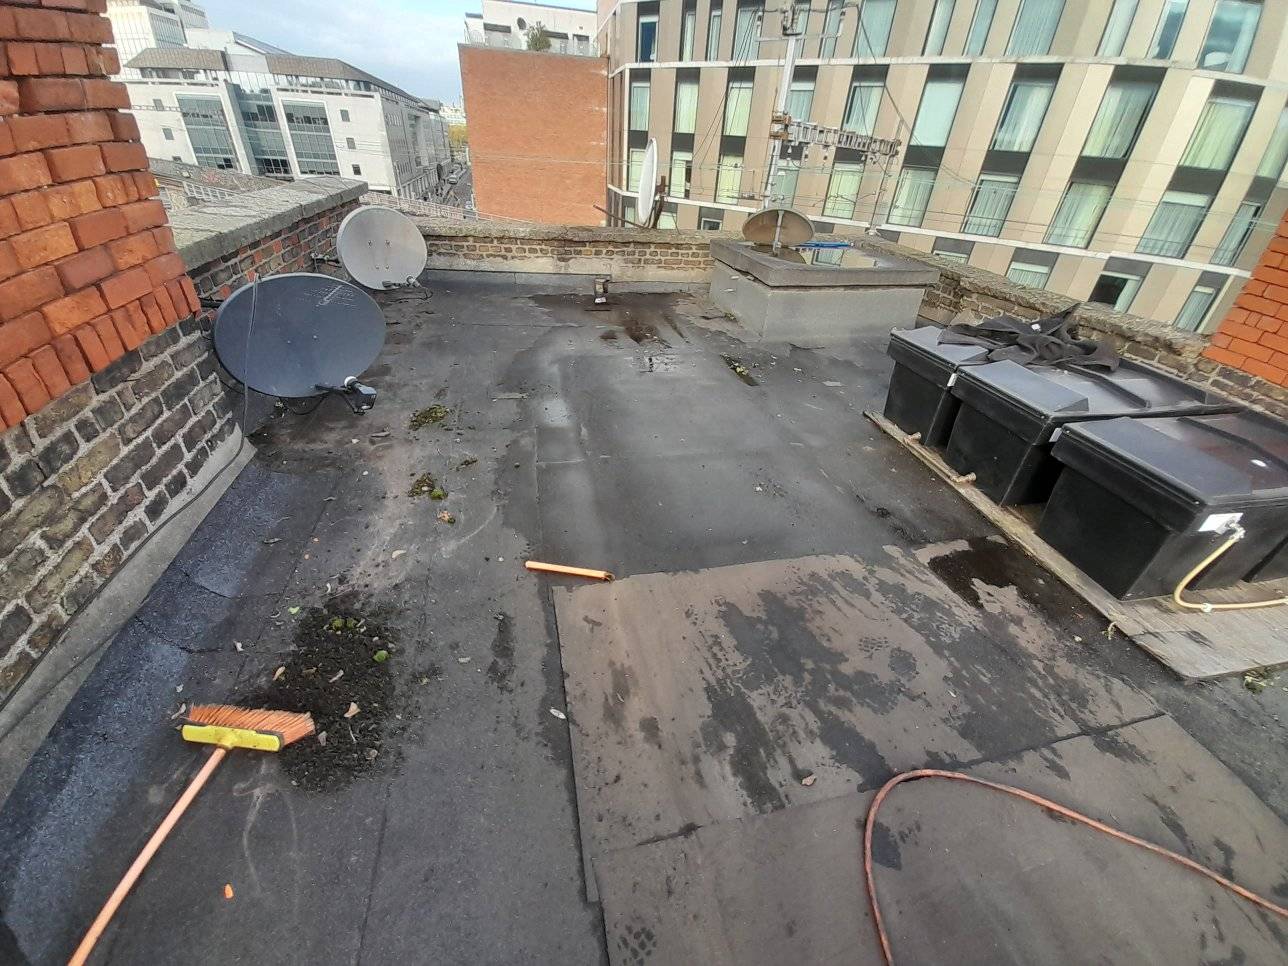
(864, 410, 1288, 681)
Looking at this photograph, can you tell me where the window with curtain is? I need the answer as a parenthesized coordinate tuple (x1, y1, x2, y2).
(1148, 0, 1188, 58)
(1045, 181, 1112, 247)
(1258, 107, 1288, 180)
(1211, 200, 1259, 265)
(656, 210, 677, 229)
(911, 78, 964, 147)
(628, 148, 644, 191)
(991, 79, 1055, 152)
(1137, 190, 1210, 257)
(1179, 95, 1254, 170)
(1007, 0, 1065, 55)
(1007, 260, 1051, 288)
(854, 0, 895, 57)
(638, 13, 658, 61)
(823, 161, 864, 217)
(843, 80, 882, 135)
(680, 4, 697, 60)
(924, 0, 955, 55)
(700, 215, 723, 229)
(1174, 283, 1218, 331)
(707, 7, 723, 58)
(716, 153, 743, 203)
(887, 167, 935, 226)
(933, 248, 970, 262)
(670, 150, 693, 198)
(786, 77, 815, 121)
(1199, 0, 1260, 72)
(1082, 80, 1156, 158)
(1089, 271, 1143, 311)
(1098, 0, 1138, 56)
(820, 0, 843, 58)
(965, 0, 998, 55)
(629, 79, 650, 131)
(623, 199, 637, 224)
(674, 78, 698, 133)
(962, 174, 1018, 235)
(724, 78, 753, 134)
(734, 2, 761, 58)
(773, 159, 802, 204)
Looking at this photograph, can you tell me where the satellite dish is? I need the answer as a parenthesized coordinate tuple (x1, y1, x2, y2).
(337, 205, 428, 290)
(635, 138, 658, 224)
(214, 273, 385, 400)
(743, 207, 814, 248)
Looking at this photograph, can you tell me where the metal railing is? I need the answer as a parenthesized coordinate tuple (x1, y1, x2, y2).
(360, 192, 534, 226)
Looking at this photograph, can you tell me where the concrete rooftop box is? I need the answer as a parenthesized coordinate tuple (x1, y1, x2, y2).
(709, 238, 939, 343)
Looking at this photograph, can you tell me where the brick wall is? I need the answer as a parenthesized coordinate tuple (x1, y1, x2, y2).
(1204, 207, 1288, 388)
(459, 45, 606, 226)
(0, 174, 363, 700)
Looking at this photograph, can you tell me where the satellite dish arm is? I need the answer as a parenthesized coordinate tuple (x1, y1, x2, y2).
(645, 175, 667, 229)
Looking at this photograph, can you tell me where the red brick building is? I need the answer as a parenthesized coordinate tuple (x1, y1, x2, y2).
(458, 44, 606, 226)
(1206, 208, 1288, 388)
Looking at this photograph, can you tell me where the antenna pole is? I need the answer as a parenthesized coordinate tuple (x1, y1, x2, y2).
(762, 2, 803, 209)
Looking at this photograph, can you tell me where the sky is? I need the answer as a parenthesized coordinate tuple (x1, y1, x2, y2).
(203, 0, 596, 104)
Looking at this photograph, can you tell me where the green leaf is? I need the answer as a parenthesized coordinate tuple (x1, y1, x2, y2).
(288, 606, 301, 615)
(373, 649, 390, 663)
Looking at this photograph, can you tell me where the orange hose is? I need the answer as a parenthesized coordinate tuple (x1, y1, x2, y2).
(863, 769, 1288, 966)
(524, 560, 615, 581)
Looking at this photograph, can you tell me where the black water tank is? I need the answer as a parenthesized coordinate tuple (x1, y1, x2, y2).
(1038, 412, 1288, 599)
(945, 359, 1239, 505)
(883, 326, 991, 448)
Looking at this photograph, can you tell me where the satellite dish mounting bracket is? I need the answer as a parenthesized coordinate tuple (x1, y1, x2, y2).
(317, 376, 378, 414)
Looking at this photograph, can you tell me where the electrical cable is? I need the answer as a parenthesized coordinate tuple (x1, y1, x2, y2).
(864, 769, 1288, 966)
(1170, 524, 1288, 613)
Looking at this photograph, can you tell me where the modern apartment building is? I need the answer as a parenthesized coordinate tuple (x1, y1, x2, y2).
(119, 43, 451, 199)
(466, 0, 599, 55)
(600, 0, 1288, 333)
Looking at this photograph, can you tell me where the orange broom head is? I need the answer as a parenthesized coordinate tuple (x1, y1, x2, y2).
(185, 704, 316, 750)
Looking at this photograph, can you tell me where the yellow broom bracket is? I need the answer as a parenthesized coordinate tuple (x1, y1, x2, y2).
(181, 724, 283, 752)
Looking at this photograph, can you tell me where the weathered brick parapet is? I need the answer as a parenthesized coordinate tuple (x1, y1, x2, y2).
(418, 220, 715, 282)
(0, 177, 364, 699)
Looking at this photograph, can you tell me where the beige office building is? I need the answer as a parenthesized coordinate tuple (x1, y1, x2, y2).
(598, 0, 1288, 333)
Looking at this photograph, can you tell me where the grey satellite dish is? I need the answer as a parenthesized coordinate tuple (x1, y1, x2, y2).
(337, 205, 428, 290)
(635, 138, 658, 224)
(214, 273, 384, 412)
(743, 207, 814, 249)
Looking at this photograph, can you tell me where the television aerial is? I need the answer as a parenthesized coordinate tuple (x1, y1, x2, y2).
(213, 273, 384, 413)
(336, 205, 428, 291)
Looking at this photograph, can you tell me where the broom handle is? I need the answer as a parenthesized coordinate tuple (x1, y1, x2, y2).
(69, 747, 228, 966)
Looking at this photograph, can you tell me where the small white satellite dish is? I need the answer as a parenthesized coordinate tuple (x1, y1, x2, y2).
(337, 206, 428, 290)
(635, 138, 658, 225)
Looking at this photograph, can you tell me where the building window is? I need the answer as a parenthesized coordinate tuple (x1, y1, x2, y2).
(700, 216, 722, 230)
(823, 161, 864, 218)
(887, 167, 935, 226)
(345, 136, 356, 149)
(352, 164, 362, 175)
(680, 3, 696, 59)
(1082, 79, 1156, 159)
(172, 155, 182, 162)
(965, 0, 998, 55)
(1211, 200, 1260, 266)
(1258, 107, 1288, 181)
(656, 209, 677, 229)
(669, 149, 692, 197)
(1089, 271, 1143, 311)
(820, 0, 843, 58)
(854, 0, 895, 57)
(991, 79, 1055, 152)
(177, 94, 239, 170)
(772, 158, 801, 204)
(674, 77, 698, 134)
(1007, 0, 1065, 56)
(1174, 283, 1218, 331)
(283, 101, 340, 175)
(162, 127, 174, 140)
(813, 247, 845, 265)
(629, 79, 650, 131)
(1098, 0, 1138, 56)
(1148, 0, 1188, 59)
(716, 153, 743, 203)
(1007, 259, 1052, 288)
(962, 174, 1018, 235)
(911, 77, 964, 147)
(933, 248, 970, 262)
(340, 109, 350, 122)
(1045, 181, 1112, 247)
(1138, 190, 1210, 257)
(843, 80, 882, 135)
(707, 6, 723, 59)
(260, 157, 290, 175)
(785, 76, 814, 121)
(1200, 0, 1259, 72)
(628, 148, 644, 191)
(924, 0, 956, 55)
(152, 97, 164, 110)
(733, 2, 762, 58)
(638, 12, 658, 61)
(724, 77, 753, 135)
(1179, 95, 1254, 170)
